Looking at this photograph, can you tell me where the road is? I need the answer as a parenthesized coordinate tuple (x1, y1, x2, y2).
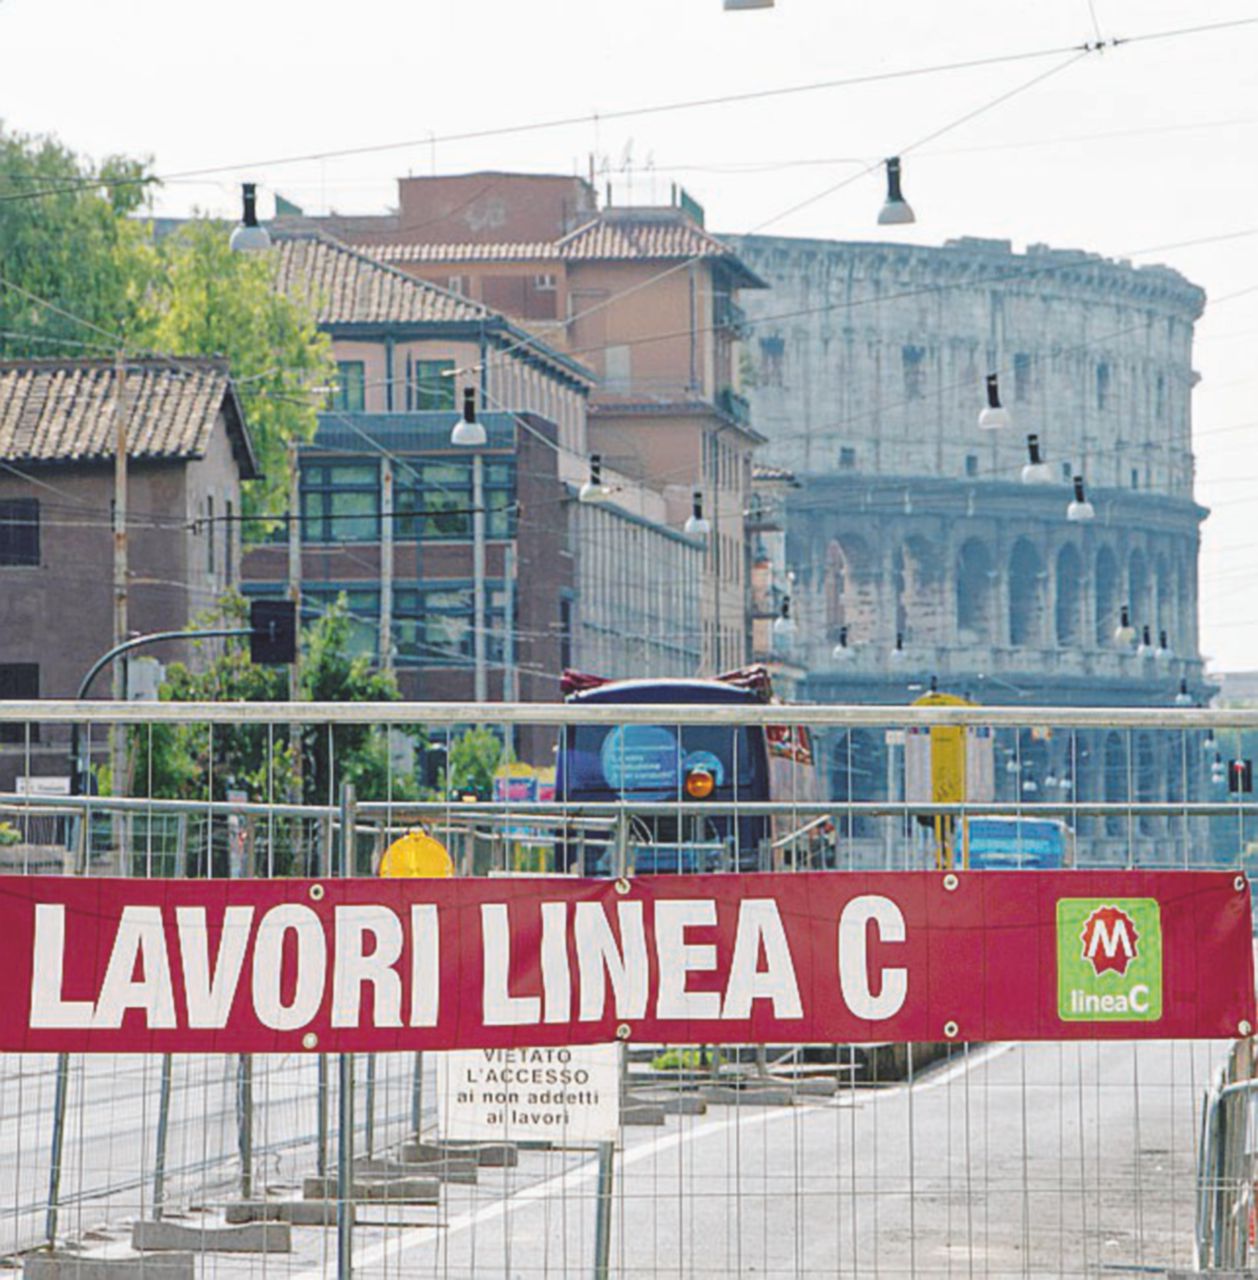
(30, 1038, 1225, 1279)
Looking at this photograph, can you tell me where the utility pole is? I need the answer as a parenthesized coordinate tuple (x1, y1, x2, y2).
(287, 442, 303, 803)
(472, 452, 487, 703)
(380, 458, 394, 672)
(110, 352, 129, 814)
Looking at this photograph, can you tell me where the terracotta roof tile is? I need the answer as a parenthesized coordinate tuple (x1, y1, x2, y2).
(363, 242, 560, 264)
(0, 358, 255, 474)
(273, 233, 488, 325)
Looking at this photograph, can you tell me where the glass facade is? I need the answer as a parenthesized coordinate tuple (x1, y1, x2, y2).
(395, 459, 516, 541)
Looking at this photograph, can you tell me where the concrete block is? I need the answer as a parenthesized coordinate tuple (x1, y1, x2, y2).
(788, 1078, 838, 1097)
(131, 1222, 291, 1253)
(354, 1155, 478, 1184)
(700, 1085, 795, 1107)
(621, 1103, 667, 1126)
(625, 1091, 707, 1116)
(302, 1176, 439, 1205)
(25, 1256, 196, 1280)
(403, 1140, 519, 1168)
(224, 1201, 346, 1226)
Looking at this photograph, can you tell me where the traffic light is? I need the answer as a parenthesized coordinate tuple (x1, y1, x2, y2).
(1229, 759, 1253, 795)
(249, 599, 297, 665)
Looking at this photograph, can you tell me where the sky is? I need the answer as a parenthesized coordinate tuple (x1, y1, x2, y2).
(3, 0, 1257, 671)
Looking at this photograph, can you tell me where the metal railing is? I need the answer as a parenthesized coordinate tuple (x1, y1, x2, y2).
(0, 699, 1254, 1277)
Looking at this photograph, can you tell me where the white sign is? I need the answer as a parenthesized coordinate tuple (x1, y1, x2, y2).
(436, 1044, 622, 1143)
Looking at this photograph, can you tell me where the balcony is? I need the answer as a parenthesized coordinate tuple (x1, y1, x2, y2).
(716, 387, 752, 429)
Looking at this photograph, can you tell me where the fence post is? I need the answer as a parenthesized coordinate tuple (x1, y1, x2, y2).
(237, 1053, 254, 1200)
(593, 1138, 615, 1280)
(44, 1053, 70, 1248)
(153, 1054, 174, 1219)
(337, 784, 356, 1280)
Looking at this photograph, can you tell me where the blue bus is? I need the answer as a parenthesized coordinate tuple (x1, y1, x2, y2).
(555, 669, 823, 874)
(961, 816, 1074, 869)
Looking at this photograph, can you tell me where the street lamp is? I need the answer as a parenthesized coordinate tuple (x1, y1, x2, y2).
(451, 387, 486, 448)
(579, 455, 612, 504)
(229, 183, 271, 253)
(772, 596, 796, 640)
(888, 631, 906, 664)
(1155, 629, 1172, 662)
(877, 157, 915, 226)
(1113, 605, 1136, 647)
(684, 490, 711, 537)
(1136, 625, 1154, 658)
(1174, 678, 1193, 707)
(978, 374, 1010, 430)
(1021, 434, 1051, 484)
(1066, 476, 1095, 522)
(832, 624, 855, 662)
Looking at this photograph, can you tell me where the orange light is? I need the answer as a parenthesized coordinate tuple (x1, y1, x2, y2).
(684, 768, 715, 800)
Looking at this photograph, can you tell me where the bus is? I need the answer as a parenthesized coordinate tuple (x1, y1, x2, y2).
(960, 815, 1074, 869)
(555, 666, 826, 874)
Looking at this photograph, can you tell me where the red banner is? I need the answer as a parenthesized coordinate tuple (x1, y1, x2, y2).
(0, 872, 1249, 1052)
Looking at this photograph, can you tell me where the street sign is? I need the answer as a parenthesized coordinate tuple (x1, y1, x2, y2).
(436, 1044, 621, 1142)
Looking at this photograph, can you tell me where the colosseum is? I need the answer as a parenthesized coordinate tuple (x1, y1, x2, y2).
(730, 234, 1209, 863)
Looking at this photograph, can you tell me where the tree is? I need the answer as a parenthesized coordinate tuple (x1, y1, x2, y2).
(138, 220, 332, 521)
(134, 593, 427, 817)
(0, 123, 156, 357)
(448, 727, 504, 800)
(0, 126, 333, 523)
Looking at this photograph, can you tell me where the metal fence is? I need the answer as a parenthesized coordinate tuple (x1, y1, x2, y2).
(0, 699, 1257, 1277)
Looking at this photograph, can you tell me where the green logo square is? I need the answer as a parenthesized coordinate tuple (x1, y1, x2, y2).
(1056, 898, 1162, 1022)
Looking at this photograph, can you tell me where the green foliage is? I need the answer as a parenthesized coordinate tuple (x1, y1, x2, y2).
(132, 593, 428, 825)
(448, 727, 503, 799)
(0, 127, 332, 526)
(138, 220, 332, 522)
(0, 123, 156, 357)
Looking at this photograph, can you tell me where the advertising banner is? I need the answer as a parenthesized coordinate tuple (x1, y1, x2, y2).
(0, 871, 1249, 1053)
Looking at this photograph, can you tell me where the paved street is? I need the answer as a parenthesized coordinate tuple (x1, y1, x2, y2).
(24, 1038, 1223, 1279)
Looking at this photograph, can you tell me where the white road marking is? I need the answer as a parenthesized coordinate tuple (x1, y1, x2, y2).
(292, 1041, 1013, 1279)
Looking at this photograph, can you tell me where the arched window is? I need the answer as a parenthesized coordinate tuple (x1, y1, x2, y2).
(1055, 544, 1083, 646)
(1095, 547, 1119, 646)
(1129, 549, 1150, 636)
(1008, 539, 1045, 647)
(956, 539, 995, 643)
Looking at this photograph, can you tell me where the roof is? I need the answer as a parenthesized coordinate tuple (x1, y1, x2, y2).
(273, 232, 489, 326)
(367, 242, 560, 264)
(0, 358, 257, 477)
(274, 231, 594, 389)
(350, 211, 766, 288)
(559, 212, 767, 287)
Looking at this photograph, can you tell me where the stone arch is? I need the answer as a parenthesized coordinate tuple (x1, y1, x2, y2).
(1008, 538, 1046, 647)
(823, 534, 874, 643)
(956, 538, 995, 644)
(900, 535, 946, 643)
(1095, 546, 1119, 646)
(1154, 553, 1173, 644)
(1055, 544, 1084, 647)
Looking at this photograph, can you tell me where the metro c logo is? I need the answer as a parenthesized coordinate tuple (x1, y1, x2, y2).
(838, 895, 908, 1020)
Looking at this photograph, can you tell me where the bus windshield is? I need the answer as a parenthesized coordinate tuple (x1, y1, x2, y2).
(561, 723, 759, 798)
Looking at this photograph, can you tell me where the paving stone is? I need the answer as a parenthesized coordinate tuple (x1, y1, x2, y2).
(25, 1257, 196, 1280)
(131, 1222, 291, 1253)
(224, 1201, 345, 1226)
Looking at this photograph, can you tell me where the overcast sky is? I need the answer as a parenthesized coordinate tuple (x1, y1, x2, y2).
(4, 0, 1256, 672)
